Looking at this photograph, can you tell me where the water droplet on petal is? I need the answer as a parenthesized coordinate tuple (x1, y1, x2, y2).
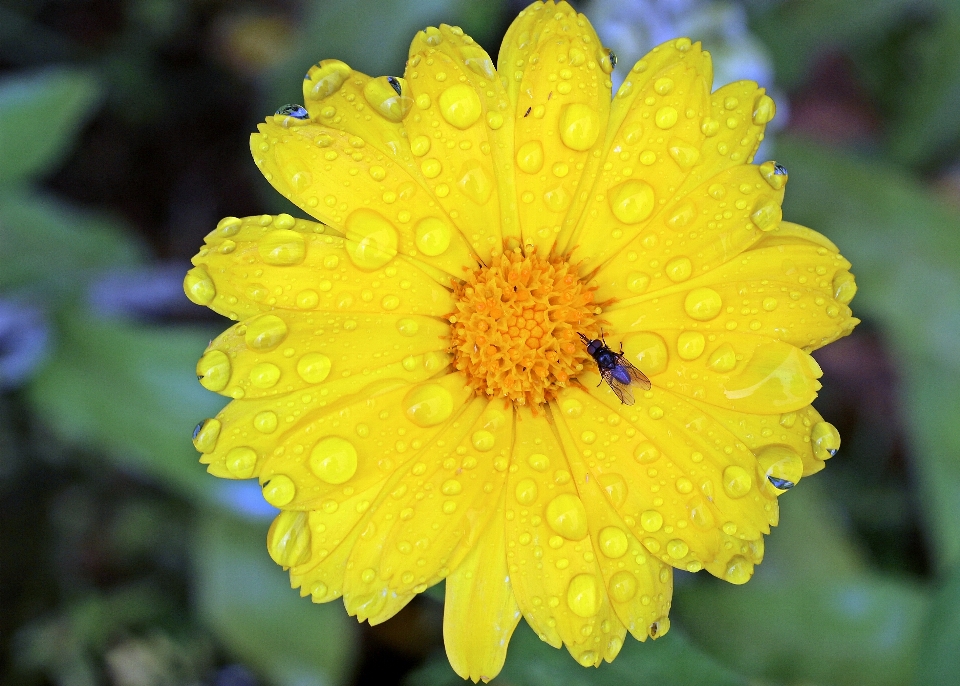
(309, 436, 358, 484)
(665, 256, 692, 282)
(438, 84, 482, 129)
(598, 526, 628, 558)
(558, 103, 600, 151)
(396, 318, 420, 336)
(245, 315, 288, 350)
(514, 478, 538, 505)
(833, 270, 857, 304)
(752, 94, 776, 125)
(811, 421, 841, 460)
(561, 397, 583, 418)
(655, 106, 678, 129)
(262, 474, 296, 506)
(707, 343, 737, 372)
(566, 574, 600, 617)
(184, 266, 216, 305)
(546, 493, 588, 540)
(276, 104, 309, 119)
(267, 511, 311, 567)
(254, 411, 278, 433)
(516, 140, 544, 174)
(259, 229, 306, 266)
(677, 331, 705, 360)
(363, 76, 412, 122)
(197, 350, 231, 391)
(756, 445, 803, 492)
(751, 199, 782, 231)
(640, 509, 663, 532)
(192, 418, 221, 453)
(634, 441, 660, 464)
(310, 60, 352, 99)
(608, 179, 655, 224)
(527, 453, 549, 471)
(667, 539, 689, 559)
(471, 429, 494, 451)
(722, 465, 752, 498)
(345, 209, 398, 271)
(725, 555, 752, 584)
(608, 570, 637, 603)
(403, 384, 454, 427)
(226, 446, 258, 478)
(684, 287, 722, 321)
(250, 362, 281, 388)
(297, 353, 331, 384)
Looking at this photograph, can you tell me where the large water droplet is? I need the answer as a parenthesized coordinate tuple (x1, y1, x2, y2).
(811, 421, 841, 460)
(546, 493, 588, 540)
(250, 362, 281, 388)
(254, 411, 278, 433)
(757, 445, 803, 492)
(192, 418, 221, 453)
(684, 287, 722, 321)
(245, 314, 289, 351)
(184, 266, 216, 305)
(598, 526, 628, 558)
(625, 332, 668, 376)
(527, 453, 549, 471)
(414, 217, 453, 256)
(655, 106, 678, 129)
(599, 473, 628, 507)
(267, 511, 311, 567)
(471, 430, 495, 451)
(363, 76, 411, 122)
(634, 441, 661, 464)
(752, 94, 776, 125)
(310, 60, 352, 99)
(345, 209, 398, 271)
(666, 539, 689, 559)
(677, 331, 705, 360)
(403, 384, 454, 427)
(725, 555, 752, 584)
(438, 84, 482, 129)
(722, 465, 752, 498)
(707, 343, 737, 372)
(608, 570, 637, 603)
(259, 229, 306, 266)
(396, 318, 420, 337)
(833, 270, 857, 305)
(515, 478, 538, 505)
(566, 574, 600, 617)
(309, 436, 358, 484)
(297, 353, 331, 384)
(226, 446, 258, 478)
(516, 140, 544, 174)
(640, 509, 663, 532)
(558, 103, 600, 151)
(666, 256, 692, 282)
(457, 160, 493, 204)
(197, 350, 231, 391)
(751, 199, 782, 232)
(262, 474, 296, 506)
(608, 179, 655, 224)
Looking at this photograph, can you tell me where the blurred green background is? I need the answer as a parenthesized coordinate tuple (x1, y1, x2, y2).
(2, 0, 960, 685)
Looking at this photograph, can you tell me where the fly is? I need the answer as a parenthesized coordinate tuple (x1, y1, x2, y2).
(578, 332, 651, 405)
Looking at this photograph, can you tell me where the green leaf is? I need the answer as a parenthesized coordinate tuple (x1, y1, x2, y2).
(889, 13, 960, 166)
(777, 135, 960, 569)
(0, 67, 102, 183)
(409, 622, 746, 686)
(0, 187, 144, 294)
(195, 513, 359, 686)
(27, 309, 225, 503)
(912, 561, 960, 685)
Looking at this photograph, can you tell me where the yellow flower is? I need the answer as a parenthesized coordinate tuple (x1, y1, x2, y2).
(185, 1, 857, 681)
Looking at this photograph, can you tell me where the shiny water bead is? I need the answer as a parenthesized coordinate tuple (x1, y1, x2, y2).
(707, 343, 737, 372)
(752, 94, 776, 125)
(625, 333, 668, 375)
(558, 103, 601, 151)
(597, 526, 629, 558)
(362, 76, 412, 122)
(725, 555, 752, 584)
(640, 510, 663, 532)
(546, 493, 589, 540)
(751, 198, 783, 231)
(811, 422, 841, 460)
(295, 353, 331, 384)
(267, 511, 311, 567)
(471, 430, 495, 451)
(403, 384, 454, 427)
(192, 418, 221, 453)
(608, 570, 637, 603)
(226, 446, 258, 478)
(721, 465, 752, 499)
(250, 362, 281, 388)
(676, 331, 705, 360)
(254, 411, 278, 433)
(566, 574, 601, 618)
(414, 217, 453, 256)
(259, 227, 306, 265)
(757, 445, 803, 491)
(514, 478, 538, 505)
(262, 474, 296, 506)
(759, 160, 788, 190)
(309, 436, 358, 484)
(245, 315, 288, 351)
(634, 441, 660, 464)
(684, 287, 723, 321)
(527, 453, 549, 471)
(344, 209, 398, 270)
(183, 266, 216, 305)
(608, 179, 656, 224)
(438, 83, 482, 129)
(276, 104, 309, 119)
(307, 59, 351, 100)
(833, 270, 857, 304)
(197, 350, 230, 391)
(516, 140, 544, 174)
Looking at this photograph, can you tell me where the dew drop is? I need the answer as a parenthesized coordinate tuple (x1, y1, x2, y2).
(250, 362, 281, 388)
(471, 429, 495, 452)
(226, 446, 258, 478)
(546, 493, 588, 540)
(309, 436, 358, 484)
(558, 103, 600, 151)
(245, 315, 289, 350)
(655, 106, 678, 129)
(516, 140, 544, 174)
(344, 209, 398, 271)
(725, 555, 752, 584)
(665, 256, 692, 282)
(608, 179, 656, 224)
(757, 445, 803, 492)
(310, 60, 352, 99)
(527, 453, 549, 471)
(684, 287, 722, 321)
(707, 342, 737, 372)
(413, 217, 453, 256)
(254, 411, 278, 433)
(259, 229, 306, 266)
(608, 570, 637, 603)
(192, 418, 221, 453)
(676, 331, 705, 361)
(267, 511, 311, 567)
(184, 266, 216, 305)
(296, 353, 331, 384)
(566, 573, 600, 617)
(197, 350, 231, 391)
(598, 526, 628, 558)
(811, 421, 841, 460)
(514, 478, 538, 505)
(722, 465, 752, 499)
(403, 384, 454, 427)
(438, 84, 482, 129)
(262, 474, 296, 506)
(640, 509, 663, 532)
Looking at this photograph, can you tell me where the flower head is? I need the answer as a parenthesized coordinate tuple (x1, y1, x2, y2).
(185, 1, 857, 681)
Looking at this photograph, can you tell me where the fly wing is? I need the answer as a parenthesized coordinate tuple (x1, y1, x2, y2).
(601, 367, 636, 406)
(616, 354, 652, 391)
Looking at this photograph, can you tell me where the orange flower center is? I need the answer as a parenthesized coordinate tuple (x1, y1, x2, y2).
(449, 248, 601, 406)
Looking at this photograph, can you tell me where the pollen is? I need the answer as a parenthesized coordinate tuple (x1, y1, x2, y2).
(449, 248, 601, 406)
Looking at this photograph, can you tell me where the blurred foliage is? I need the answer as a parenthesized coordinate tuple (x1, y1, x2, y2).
(3, 0, 960, 685)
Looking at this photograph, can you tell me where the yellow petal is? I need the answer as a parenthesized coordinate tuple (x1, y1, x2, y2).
(505, 406, 626, 665)
(498, 1, 612, 254)
(191, 214, 456, 322)
(607, 244, 857, 351)
(404, 25, 517, 259)
(443, 489, 521, 683)
(342, 398, 513, 622)
(593, 162, 781, 301)
(251, 120, 477, 278)
(566, 49, 711, 264)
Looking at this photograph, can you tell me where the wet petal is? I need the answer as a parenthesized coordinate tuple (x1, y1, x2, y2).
(499, 1, 613, 254)
(342, 399, 513, 621)
(443, 490, 521, 683)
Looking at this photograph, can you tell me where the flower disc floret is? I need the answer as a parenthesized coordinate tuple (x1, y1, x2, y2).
(450, 249, 600, 406)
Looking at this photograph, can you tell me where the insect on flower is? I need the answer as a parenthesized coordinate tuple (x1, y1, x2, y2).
(578, 332, 651, 406)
